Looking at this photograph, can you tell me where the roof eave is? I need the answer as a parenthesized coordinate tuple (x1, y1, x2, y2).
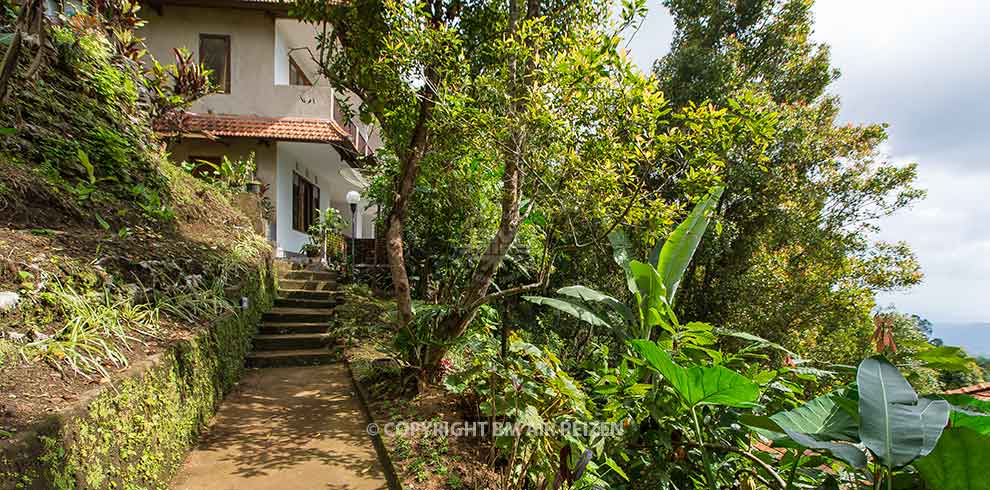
(146, 0, 293, 16)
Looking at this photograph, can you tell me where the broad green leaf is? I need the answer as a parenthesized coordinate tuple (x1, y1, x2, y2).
(781, 427, 868, 469)
(523, 296, 609, 327)
(557, 286, 634, 327)
(857, 357, 950, 468)
(770, 393, 859, 442)
(914, 428, 990, 490)
(950, 411, 990, 436)
(0, 127, 15, 136)
(652, 186, 724, 304)
(631, 340, 759, 408)
(916, 346, 974, 371)
(743, 391, 866, 468)
(629, 260, 665, 304)
(942, 394, 990, 414)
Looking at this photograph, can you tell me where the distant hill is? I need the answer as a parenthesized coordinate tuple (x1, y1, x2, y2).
(932, 322, 990, 357)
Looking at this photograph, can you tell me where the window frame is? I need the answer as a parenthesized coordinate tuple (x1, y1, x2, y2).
(292, 172, 320, 233)
(199, 33, 231, 94)
(288, 56, 312, 86)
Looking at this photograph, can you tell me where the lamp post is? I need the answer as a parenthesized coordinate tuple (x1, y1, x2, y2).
(346, 190, 361, 278)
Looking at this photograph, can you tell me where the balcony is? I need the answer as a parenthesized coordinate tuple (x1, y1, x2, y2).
(189, 84, 334, 120)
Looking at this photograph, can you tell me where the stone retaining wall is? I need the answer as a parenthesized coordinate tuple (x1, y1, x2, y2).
(0, 260, 275, 490)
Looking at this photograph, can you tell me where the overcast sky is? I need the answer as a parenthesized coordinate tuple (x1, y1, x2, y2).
(625, 1, 990, 324)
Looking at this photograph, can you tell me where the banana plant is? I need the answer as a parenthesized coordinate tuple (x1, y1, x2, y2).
(744, 356, 960, 489)
(910, 390, 990, 490)
(525, 187, 724, 340)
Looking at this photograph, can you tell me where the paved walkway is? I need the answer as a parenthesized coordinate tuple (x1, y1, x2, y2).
(170, 364, 387, 490)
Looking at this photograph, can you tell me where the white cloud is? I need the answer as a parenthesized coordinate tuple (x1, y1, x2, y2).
(626, 1, 990, 323)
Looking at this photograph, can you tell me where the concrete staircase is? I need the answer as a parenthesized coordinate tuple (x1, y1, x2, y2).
(245, 265, 344, 368)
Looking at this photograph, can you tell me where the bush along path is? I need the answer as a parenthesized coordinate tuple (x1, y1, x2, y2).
(170, 261, 388, 490)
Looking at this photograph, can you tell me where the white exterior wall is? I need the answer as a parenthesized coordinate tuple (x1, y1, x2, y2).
(275, 142, 373, 254)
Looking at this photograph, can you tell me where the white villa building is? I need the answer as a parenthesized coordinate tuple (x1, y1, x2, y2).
(139, 0, 381, 255)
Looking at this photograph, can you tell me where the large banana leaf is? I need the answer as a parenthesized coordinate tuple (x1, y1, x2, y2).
(771, 393, 860, 442)
(631, 339, 758, 408)
(651, 186, 724, 305)
(629, 260, 666, 310)
(914, 427, 990, 490)
(523, 296, 609, 327)
(557, 286, 635, 327)
(857, 357, 951, 468)
(918, 398, 952, 458)
(741, 392, 866, 468)
(780, 428, 868, 469)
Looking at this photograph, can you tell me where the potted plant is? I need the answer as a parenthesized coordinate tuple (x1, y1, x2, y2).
(245, 179, 262, 193)
(306, 208, 348, 265)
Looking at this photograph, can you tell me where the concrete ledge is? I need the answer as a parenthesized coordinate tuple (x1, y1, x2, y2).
(346, 361, 403, 490)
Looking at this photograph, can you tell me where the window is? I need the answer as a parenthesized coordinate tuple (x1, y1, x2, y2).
(292, 173, 320, 233)
(288, 57, 312, 86)
(199, 34, 230, 93)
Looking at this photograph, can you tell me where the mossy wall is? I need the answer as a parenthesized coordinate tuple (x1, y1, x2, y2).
(0, 259, 275, 490)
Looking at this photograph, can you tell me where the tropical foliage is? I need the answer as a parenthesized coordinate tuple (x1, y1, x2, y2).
(653, 0, 926, 365)
(3, 0, 985, 488)
(281, 0, 986, 488)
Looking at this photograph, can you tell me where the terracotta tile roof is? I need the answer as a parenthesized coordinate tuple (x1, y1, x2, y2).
(946, 382, 990, 400)
(158, 112, 352, 145)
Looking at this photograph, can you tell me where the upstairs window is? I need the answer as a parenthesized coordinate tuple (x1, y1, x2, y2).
(288, 57, 312, 86)
(292, 173, 320, 233)
(199, 34, 231, 93)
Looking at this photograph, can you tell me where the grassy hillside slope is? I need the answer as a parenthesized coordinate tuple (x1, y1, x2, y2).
(0, 11, 270, 440)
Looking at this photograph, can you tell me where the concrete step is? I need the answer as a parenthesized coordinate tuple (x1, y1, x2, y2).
(278, 289, 343, 301)
(274, 297, 337, 309)
(280, 270, 339, 282)
(254, 333, 334, 351)
(278, 279, 338, 291)
(262, 307, 335, 323)
(259, 322, 330, 335)
(245, 348, 342, 368)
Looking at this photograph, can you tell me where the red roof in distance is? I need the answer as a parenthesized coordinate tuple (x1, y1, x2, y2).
(946, 382, 990, 400)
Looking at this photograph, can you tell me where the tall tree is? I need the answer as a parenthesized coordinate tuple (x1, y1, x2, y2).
(294, 0, 776, 377)
(653, 0, 925, 361)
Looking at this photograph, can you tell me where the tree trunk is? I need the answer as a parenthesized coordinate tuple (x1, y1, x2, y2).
(421, 145, 524, 381)
(0, 0, 45, 104)
(0, 29, 23, 103)
(386, 92, 435, 329)
(419, 0, 542, 381)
